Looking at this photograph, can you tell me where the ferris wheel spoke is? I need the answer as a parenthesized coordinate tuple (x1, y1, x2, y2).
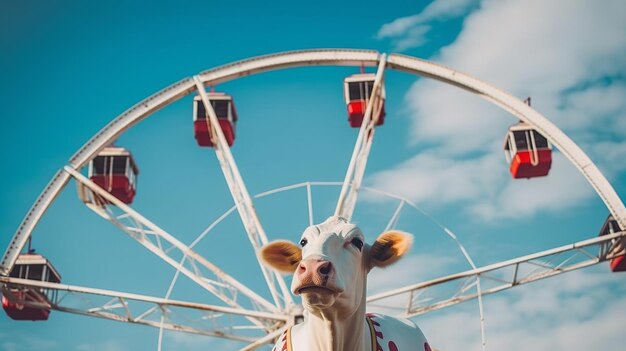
(367, 230, 626, 317)
(65, 166, 277, 318)
(193, 76, 293, 310)
(335, 55, 387, 221)
(0, 276, 286, 343)
(384, 200, 406, 232)
(239, 325, 290, 351)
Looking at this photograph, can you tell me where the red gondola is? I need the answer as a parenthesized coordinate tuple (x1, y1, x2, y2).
(503, 122, 552, 179)
(343, 73, 385, 128)
(193, 93, 238, 147)
(2, 253, 61, 320)
(89, 146, 139, 204)
(598, 215, 626, 272)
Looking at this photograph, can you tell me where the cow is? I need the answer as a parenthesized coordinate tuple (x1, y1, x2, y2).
(260, 216, 431, 351)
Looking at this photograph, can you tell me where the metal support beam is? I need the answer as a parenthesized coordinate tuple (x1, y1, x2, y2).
(367, 230, 626, 317)
(335, 54, 387, 220)
(67, 166, 276, 316)
(1, 277, 286, 343)
(193, 77, 293, 311)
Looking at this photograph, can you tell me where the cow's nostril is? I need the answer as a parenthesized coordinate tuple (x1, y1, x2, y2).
(298, 263, 306, 273)
(319, 262, 332, 275)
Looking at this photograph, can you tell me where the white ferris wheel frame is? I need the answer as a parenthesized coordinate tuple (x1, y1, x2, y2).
(1, 49, 625, 349)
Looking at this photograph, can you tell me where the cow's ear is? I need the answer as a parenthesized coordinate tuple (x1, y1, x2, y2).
(259, 240, 302, 273)
(368, 231, 412, 269)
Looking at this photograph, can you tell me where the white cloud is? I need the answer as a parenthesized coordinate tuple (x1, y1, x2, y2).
(369, 151, 503, 205)
(389, 25, 431, 52)
(471, 153, 594, 220)
(590, 141, 626, 177)
(371, 0, 626, 222)
(418, 268, 626, 351)
(559, 82, 626, 142)
(377, 0, 478, 50)
(378, 15, 422, 39)
(423, 0, 626, 145)
(368, 148, 595, 221)
(438, 0, 626, 89)
(404, 82, 507, 153)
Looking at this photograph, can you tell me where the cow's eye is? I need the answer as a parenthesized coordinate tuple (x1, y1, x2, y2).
(300, 238, 308, 247)
(350, 237, 364, 251)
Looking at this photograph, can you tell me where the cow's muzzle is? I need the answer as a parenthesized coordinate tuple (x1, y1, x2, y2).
(293, 258, 342, 294)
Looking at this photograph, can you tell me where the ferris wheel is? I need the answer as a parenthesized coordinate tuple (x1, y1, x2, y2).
(1, 49, 625, 350)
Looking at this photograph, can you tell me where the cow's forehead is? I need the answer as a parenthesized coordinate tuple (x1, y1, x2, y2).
(302, 216, 362, 239)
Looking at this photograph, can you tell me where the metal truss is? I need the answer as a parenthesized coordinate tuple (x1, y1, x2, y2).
(335, 55, 387, 221)
(68, 166, 278, 325)
(367, 230, 626, 317)
(193, 77, 292, 312)
(0, 277, 287, 344)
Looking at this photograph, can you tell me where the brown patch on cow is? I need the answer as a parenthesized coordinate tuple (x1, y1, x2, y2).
(370, 240, 394, 261)
(259, 240, 302, 273)
(369, 231, 412, 269)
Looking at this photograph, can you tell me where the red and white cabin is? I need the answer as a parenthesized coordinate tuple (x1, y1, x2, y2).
(598, 215, 626, 272)
(88, 146, 139, 204)
(2, 253, 61, 321)
(503, 122, 552, 179)
(193, 93, 238, 147)
(343, 73, 385, 128)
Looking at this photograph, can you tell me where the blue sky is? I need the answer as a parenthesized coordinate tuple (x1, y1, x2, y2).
(1, 0, 625, 350)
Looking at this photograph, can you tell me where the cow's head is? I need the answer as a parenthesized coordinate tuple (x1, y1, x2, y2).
(260, 216, 412, 315)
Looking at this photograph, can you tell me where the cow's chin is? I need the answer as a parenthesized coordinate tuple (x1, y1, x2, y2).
(299, 287, 338, 309)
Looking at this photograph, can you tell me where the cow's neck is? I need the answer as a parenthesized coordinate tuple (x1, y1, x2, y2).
(295, 290, 370, 351)
(301, 303, 368, 351)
